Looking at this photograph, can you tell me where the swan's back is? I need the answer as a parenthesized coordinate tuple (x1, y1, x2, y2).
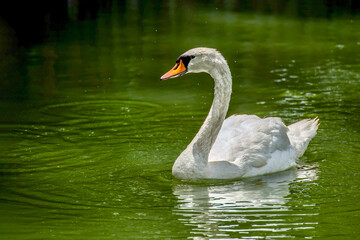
(209, 115, 291, 165)
(209, 115, 318, 177)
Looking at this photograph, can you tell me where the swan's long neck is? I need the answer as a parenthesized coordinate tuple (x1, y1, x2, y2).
(190, 59, 232, 165)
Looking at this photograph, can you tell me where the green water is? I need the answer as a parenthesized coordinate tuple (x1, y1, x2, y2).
(1, 2, 360, 239)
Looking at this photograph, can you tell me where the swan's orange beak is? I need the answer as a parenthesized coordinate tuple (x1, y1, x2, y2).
(160, 60, 187, 80)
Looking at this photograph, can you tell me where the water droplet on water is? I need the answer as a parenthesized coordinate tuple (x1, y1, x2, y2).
(335, 44, 344, 49)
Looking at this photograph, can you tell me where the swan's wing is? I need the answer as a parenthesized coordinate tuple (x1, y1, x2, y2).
(209, 114, 294, 170)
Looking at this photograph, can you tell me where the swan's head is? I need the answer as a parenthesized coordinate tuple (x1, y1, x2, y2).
(160, 47, 225, 80)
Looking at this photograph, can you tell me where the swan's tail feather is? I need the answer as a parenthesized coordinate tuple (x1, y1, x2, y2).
(287, 117, 319, 158)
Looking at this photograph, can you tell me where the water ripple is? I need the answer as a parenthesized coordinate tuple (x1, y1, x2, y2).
(173, 169, 318, 239)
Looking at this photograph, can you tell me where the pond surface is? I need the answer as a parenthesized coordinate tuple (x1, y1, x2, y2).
(1, 1, 360, 239)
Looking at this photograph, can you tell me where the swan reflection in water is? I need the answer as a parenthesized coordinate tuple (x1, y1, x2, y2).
(173, 168, 318, 239)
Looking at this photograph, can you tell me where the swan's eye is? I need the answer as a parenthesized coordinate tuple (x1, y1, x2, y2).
(179, 55, 195, 68)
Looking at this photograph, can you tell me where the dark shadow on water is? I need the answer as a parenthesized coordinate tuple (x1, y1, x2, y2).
(1, 0, 359, 48)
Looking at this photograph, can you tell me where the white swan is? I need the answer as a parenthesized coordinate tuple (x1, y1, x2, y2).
(161, 47, 319, 180)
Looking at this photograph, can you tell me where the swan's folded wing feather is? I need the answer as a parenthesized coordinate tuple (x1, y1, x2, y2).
(209, 115, 292, 169)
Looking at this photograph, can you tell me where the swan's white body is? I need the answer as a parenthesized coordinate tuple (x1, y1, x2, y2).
(161, 48, 319, 180)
